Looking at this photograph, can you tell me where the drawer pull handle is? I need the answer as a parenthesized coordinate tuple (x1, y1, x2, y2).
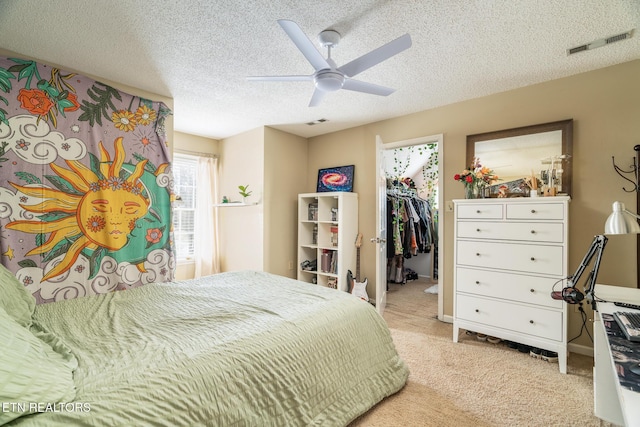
(530, 257, 535, 261)
(475, 309, 479, 313)
(531, 209, 536, 213)
(530, 289, 535, 293)
(475, 281, 480, 285)
(529, 320, 534, 324)
(476, 253, 481, 257)
(476, 210, 481, 214)
(476, 228, 481, 232)
(530, 230, 536, 234)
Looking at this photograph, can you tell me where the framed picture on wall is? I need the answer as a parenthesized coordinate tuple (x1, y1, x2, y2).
(316, 165, 355, 192)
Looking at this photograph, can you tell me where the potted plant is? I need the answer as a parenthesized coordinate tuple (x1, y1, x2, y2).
(238, 184, 252, 203)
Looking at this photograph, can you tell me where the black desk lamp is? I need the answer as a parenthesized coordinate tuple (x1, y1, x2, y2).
(552, 201, 640, 310)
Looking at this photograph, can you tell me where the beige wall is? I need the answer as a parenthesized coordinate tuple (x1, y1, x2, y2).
(218, 128, 265, 271)
(216, 127, 308, 277)
(171, 126, 307, 280)
(263, 127, 308, 278)
(307, 126, 375, 285)
(173, 131, 219, 157)
(306, 60, 640, 351)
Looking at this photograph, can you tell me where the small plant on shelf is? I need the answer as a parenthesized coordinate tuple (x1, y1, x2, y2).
(238, 184, 252, 202)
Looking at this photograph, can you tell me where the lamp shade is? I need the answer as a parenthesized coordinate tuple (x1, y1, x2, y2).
(604, 201, 640, 234)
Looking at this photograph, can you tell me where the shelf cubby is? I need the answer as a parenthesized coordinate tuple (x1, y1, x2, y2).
(297, 192, 358, 292)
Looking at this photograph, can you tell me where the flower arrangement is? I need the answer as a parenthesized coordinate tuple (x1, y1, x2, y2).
(454, 157, 499, 198)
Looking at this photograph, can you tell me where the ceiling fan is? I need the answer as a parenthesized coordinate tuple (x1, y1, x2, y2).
(247, 19, 412, 107)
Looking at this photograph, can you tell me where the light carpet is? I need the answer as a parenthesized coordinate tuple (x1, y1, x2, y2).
(351, 279, 608, 426)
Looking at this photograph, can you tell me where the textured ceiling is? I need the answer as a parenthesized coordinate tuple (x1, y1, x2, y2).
(0, 0, 639, 139)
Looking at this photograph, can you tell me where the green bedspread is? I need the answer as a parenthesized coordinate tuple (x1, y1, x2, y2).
(9, 271, 408, 426)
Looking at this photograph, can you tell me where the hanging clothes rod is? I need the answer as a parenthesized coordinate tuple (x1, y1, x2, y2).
(174, 149, 218, 158)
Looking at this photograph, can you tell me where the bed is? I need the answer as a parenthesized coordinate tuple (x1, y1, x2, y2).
(0, 268, 408, 426)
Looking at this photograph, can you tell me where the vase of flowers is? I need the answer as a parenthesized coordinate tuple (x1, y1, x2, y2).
(465, 182, 481, 199)
(454, 157, 499, 199)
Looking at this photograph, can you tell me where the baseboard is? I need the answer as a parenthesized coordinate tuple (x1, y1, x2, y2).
(440, 314, 454, 323)
(568, 342, 593, 358)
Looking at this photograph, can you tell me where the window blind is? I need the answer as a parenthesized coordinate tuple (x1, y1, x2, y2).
(172, 154, 198, 259)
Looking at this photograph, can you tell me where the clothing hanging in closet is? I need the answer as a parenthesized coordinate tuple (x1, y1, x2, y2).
(386, 189, 438, 282)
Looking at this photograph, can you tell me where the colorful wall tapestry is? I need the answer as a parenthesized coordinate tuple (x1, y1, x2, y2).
(0, 56, 174, 303)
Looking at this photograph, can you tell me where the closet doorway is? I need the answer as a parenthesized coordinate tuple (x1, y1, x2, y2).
(374, 134, 443, 321)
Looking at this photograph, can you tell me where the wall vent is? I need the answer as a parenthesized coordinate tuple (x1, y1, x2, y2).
(606, 32, 632, 44)
(568, 44, 589, 55)
(306, 118, 328, 126)
(567, 29, 634, 55)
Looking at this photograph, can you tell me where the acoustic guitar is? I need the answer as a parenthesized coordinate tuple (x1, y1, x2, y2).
(351, 233, 369, 302)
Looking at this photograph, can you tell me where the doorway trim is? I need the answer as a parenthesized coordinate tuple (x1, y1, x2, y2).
(377, 134, 444, 321)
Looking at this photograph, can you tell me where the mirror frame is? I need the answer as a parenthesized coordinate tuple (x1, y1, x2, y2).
(466, 119, 573, 197)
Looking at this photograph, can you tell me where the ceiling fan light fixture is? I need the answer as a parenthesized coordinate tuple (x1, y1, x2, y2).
(314, 70, 345, 92)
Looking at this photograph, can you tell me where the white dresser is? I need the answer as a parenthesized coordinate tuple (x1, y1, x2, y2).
(453, 197, 570, 373)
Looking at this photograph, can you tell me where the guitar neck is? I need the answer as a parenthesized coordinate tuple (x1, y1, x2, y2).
(356, 247, 360, 282)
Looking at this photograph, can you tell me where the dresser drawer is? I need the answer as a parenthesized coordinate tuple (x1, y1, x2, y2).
(456, 267, 564, 309)
(457, 203, 503, 219)
(506, 203, 565, 220)
(456, 240, 564, 276)
(457, 221, 564, 243)
(456, 294, 563, 341)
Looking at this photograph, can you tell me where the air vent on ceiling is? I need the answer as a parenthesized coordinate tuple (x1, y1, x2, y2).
(306, 118, 328, 126)
(567, 29, 634, 55)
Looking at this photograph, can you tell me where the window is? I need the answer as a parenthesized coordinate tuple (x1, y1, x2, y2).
(172, 154, 197, 260)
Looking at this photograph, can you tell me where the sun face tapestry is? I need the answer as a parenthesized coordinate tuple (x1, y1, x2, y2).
(0, 56, 174, 303)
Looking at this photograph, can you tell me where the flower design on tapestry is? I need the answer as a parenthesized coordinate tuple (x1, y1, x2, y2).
(145, 228, 164, 247)
(86, 215, 106, 233)
(135, 105, 156, 126)
(15, 139, 30, 151)
(9, 59, 79, 127)
(112, 109, 136, 132)
(17, 89, 53, 116)
(111, 105, 159, 133)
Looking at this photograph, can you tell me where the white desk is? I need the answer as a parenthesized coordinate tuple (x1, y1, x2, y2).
(594, 284, 640, 426)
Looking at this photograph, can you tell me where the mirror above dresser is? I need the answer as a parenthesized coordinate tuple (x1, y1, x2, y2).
(467, 119, 573, 197)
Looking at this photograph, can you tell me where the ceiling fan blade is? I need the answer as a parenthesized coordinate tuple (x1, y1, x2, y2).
(308, 88, 326, 107)
(342, 79, 395, 96)
(247, 75, 313, 82)
(338, 33, 412, 78)
(278, 19, 330, 72)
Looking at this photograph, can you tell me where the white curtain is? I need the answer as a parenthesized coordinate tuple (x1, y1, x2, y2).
(194, 156, 219, 277)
